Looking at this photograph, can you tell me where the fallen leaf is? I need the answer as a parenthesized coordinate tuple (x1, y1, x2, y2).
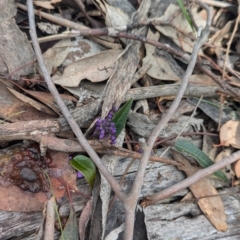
(49, 151, 77, 191)
(104, 2, 130, 28)
(22, 89, 77, 115)
(155, 4, 205, 53)
(53, 49, 122, 87)
(219, 120, 240, 148)
(36, 38, 71, 76)
(215, 149, 233, 180)
(143, 28, 181, 81)
(34, 0, 62, 9)
(62, 37, 107, 67)
(0, 80, 56, 121)
(59, 205, 79, 240)
(37, 22, 61, 34)
(144, 6, 212, 81)
(79, 198, 92, 240)
(173, 150, 228, 232)
(8, 88, 56, 116)
(233, 159, 240, 178)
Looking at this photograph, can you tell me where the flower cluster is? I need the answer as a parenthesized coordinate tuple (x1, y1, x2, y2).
(93, 109, 117, 144)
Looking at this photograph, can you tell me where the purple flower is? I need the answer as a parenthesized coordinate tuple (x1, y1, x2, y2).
(77, 171, 83, 178)
(93, 107, 118, 145)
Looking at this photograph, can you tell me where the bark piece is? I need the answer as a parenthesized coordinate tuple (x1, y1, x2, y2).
(101, 0, 151, 118)
(0, 0, 35, 79)
(144, 191, 240, 240)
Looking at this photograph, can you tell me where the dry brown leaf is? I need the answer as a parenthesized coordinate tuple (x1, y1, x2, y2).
(37, 22, 61, 34)
(62, 37, 107, 67)
(37, 38, 71, 76)
(53, 49, 122, 87)
(173, 150, 228, 232)
(23, 89, 77, 115)
(155, 4, 205, 53)
(0, 185, 47, 212)
(0, 80, 56, 121)
(233, 159, 240, 178)
(215, 149, 233, 180)
(49, 151, 77, 191)
(143, 28, 180, 81)
(101, 0, 150, 117)
(104, 2, 130, 28)
(215, 148, 234, 163)
(219, 120, 240, 148)
(8, 88, 56, 116)
(208, 20, 234, 49)
(144, 28, 215, 83)
(79, 198, 92, 240)
(34, 0, 62, 9)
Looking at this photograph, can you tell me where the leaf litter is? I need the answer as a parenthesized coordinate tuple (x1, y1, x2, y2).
(1, 0, 240, 239)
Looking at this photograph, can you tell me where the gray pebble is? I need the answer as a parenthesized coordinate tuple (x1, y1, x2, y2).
(20, 168, 37, 182)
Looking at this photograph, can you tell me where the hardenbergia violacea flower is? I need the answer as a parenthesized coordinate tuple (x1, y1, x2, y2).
(93, 108, 117, 145)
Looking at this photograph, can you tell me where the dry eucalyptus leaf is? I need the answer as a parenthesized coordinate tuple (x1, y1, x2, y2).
(173, 151, 228, 232)
(104, 2, 130, 28)
(53, 49, 122, 87)
(0, 80, 56, 121)
(22, 89, 77, 115)
(37, 22, 61, 34)
(7, 88, 56, 116)
(34, 0, 62, 9)
(144, 26, 215, 82)
(36, 38, 71, 75)
(155, 4, 205, 53)
(62, 37, 107, 67)
(233, 160, 240, 178)
(215, 148, 233, 180)
(208, 20, 234, 48)
(219, 120, 240, 149)
(143, 28, 180, 81)
(79, 199, 92, 240)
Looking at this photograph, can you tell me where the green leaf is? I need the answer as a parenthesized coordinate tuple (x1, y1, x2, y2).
(176, 0, 195, 34)
(59, 205, 79, 240)
(70, 155, 96, 188)
(175, 139, 228, 182)
(112, 98, 133, 136)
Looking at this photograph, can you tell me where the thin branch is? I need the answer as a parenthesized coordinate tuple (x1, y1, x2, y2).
(142, 149, 240, 206)
(26, 0, 125, 203)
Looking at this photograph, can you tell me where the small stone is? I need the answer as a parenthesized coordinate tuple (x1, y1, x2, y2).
(29, 182, 41, 193)
(20, 167, 37, 182)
